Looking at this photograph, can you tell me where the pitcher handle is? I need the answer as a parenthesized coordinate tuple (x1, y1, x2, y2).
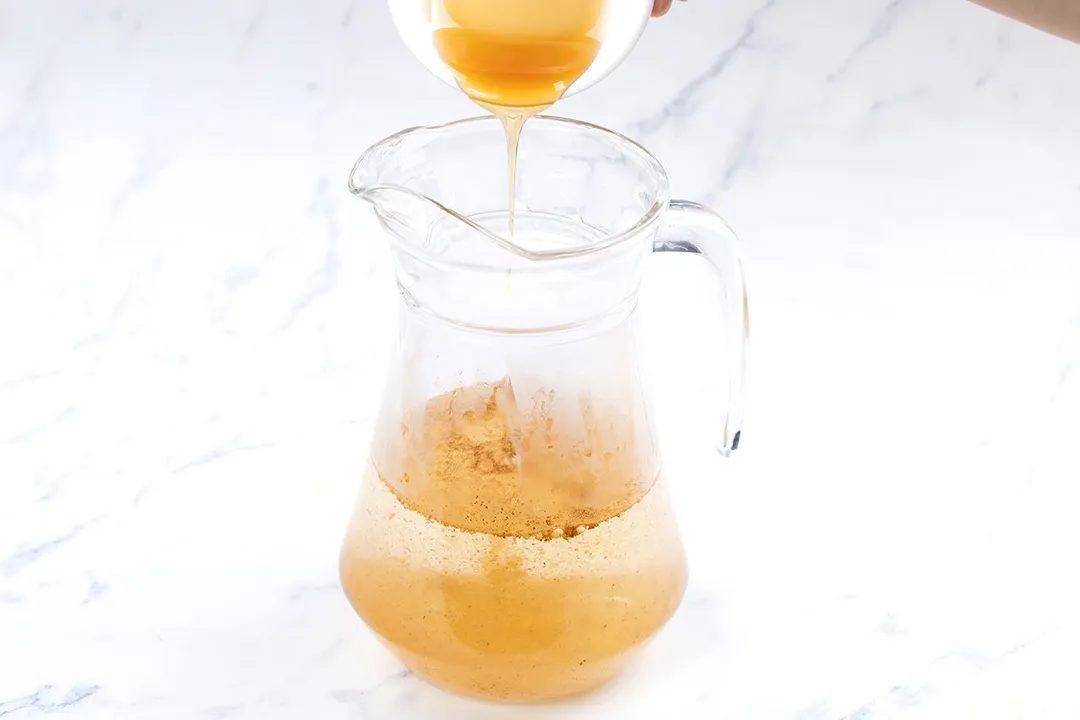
(652, 200, 750, 456)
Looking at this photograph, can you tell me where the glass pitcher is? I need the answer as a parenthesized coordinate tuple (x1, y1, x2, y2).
(340, 116, 748, 702)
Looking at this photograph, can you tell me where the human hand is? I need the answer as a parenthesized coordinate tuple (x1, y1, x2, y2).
(652, 0, 686, 17)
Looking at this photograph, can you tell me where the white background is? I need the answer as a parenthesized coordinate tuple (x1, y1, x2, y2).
(2, 0, 1080, 717)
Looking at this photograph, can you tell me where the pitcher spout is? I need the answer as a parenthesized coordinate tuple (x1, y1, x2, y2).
(348, 125, 418, 203)
(348, 124, 453, 244)
(347, 115, 666, 269)
(348, 119, 529, 264)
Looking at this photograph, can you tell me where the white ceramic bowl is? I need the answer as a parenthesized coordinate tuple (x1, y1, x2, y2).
(388, 0, 654, 100)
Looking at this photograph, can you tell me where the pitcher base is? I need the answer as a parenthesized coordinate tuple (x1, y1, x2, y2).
(382, 634, 640, 702)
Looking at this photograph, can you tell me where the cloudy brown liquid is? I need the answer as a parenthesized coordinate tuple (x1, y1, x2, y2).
(429, 0, 606, 235)
(340, 382, 687, 701)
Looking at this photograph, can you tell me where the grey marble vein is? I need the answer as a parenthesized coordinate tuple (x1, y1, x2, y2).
(82, 579, 108, 604)
(1, 406, 77, 447)
(718, 104, 762, 191)
(281, 177, 341, 328)
(167, 438, 278, 477)
(0, 685, 100, 717)
(827, 0, 915, 84)
(1, 520, 95, 578)
(630, 0, 782, 137)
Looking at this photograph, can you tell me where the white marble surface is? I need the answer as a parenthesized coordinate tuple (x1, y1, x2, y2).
(2, 0, 1080, 717)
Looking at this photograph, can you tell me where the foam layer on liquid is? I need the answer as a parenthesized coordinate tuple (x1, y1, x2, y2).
(341, 467, 687, 701)
(384, 381, 658, 539)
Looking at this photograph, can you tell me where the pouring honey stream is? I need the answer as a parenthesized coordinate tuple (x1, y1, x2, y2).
(429, 0, 607, 236)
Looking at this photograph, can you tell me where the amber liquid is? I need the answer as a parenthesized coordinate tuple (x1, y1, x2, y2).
(340, 382, 688, 701)
(430, 0, 606, 235)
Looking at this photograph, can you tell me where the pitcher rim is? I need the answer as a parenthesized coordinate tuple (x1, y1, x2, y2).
(348, 115, 671, 263)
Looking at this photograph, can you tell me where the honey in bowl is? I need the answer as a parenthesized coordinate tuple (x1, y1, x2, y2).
(430, 0, 606, 108)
